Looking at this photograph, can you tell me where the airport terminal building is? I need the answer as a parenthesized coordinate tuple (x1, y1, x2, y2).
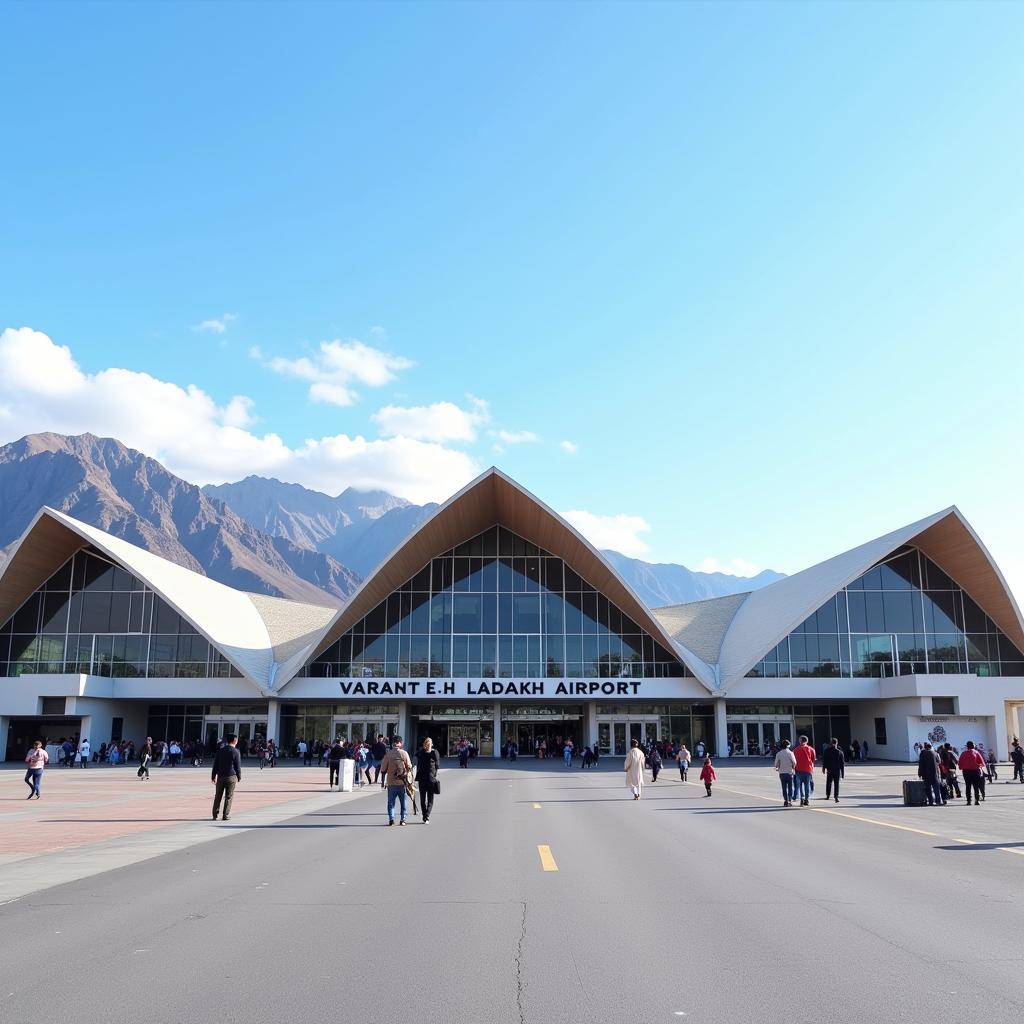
(2, 468, 1023, 763)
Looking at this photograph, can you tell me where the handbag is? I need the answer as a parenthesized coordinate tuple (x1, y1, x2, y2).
(432, 779, 441, 795)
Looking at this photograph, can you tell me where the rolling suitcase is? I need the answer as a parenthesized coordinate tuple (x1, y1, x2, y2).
(902, 779, 927, 806)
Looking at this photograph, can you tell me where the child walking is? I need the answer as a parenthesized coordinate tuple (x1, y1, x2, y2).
(699, 756, 716, 797)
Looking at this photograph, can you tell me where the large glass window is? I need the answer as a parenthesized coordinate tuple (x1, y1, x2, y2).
(305, 525, 690, 679)
(746, 546, 1024, 680)
(0, 546, 242, 679)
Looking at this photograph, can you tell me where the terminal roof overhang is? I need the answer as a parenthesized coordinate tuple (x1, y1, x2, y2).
(650, 505, 1024, 691)
(294, 467, 719, 690)
(0, 507, 336, 694)
(1, 488, 1021, 700)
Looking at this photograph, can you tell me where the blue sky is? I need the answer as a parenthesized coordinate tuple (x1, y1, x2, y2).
(1, 1, 1022, 595)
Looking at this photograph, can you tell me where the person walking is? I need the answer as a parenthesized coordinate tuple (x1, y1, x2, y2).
(676, 744, 691, 782)
(958, 741, 986, 806)
(137, 740, 152, 781)
(862, 740, 869, 761)
(917, 742, 945, 806)
(24, 740, 48, 799)
(328, 738, 345, 789)
(793, 735, 817, 807)
(380, 736, 413, 825)
(415, 737, 441, 824)
(624, 738, 646, 800)
(699, 756, 716, 797)
(370, 735, 389, 785)
(821, 738, 845, 803)
(78, 737, 90, 768)
(211, 734, 242, 821)
(940, 743, 962, 799)
(695, 740, 706, 759)
(649, 744, 662, 782)
(985, 748, 998, 782)
(774, 738, 797, 807)
(563, 739, 574, 767)
(1011, 740, 1024, 784)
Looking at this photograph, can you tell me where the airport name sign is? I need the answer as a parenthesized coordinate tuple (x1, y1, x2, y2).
(337, 679, 645, 697)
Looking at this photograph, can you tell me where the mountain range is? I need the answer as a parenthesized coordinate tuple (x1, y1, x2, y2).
(0, 432, 783, 608)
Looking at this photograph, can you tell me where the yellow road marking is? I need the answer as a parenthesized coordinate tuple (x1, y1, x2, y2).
(537, 845, 558, 871)
(532, 803, 542, 809)
(703, 781, 1022, 858)
(812, 808, 938, 837)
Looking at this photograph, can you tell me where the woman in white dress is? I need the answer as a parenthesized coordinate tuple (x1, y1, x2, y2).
(624, 738, 646, 800)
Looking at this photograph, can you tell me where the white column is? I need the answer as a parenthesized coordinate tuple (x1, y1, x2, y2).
(714, 698, 728, 759)
(0, 716, 9, 762)
(586, 701, 598, 748)
(492, 701, 502, 758)
(266, 700, 281, 747)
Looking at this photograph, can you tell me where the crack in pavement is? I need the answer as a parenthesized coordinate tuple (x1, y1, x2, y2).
(515, 900, 526, 1024)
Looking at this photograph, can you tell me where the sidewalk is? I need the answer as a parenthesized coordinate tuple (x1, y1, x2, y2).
(0, 764, 382, 903)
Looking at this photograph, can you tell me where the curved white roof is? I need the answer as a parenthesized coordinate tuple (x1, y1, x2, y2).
(0, 508, 336, 692)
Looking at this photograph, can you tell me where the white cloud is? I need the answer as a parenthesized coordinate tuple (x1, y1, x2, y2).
(562, 509, 651, 557)
(493, 429, 539, 445)
(697, 556, 762, 578)
(559, 440, 578, 455)
(260, 338, 414, 407)
(373, 397, 489, 443)
(193, 313, 237, 334)
(0, 327, 478, 504)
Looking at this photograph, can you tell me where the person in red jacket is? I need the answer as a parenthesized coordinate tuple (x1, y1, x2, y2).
(699, 757, 717, 797)
(957, 741, 987, 806)
(793, 735, 817, 807)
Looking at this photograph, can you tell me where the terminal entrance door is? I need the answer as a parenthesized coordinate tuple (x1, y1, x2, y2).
(331, 716, 399, 744)
(203, 715, 268, 752)
(727, 718, 793, 756)
(599, 717, 660, 755)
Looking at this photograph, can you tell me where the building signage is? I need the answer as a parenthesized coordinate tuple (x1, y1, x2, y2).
(338, 679, 646, 698)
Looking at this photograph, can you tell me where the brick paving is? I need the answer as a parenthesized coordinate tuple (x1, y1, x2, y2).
(0, 762, 366, 861)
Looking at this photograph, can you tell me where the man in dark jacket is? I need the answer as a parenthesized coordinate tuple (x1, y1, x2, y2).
(370, 735, 389, 786)
(211, 734, 242, 821)
(328, 738, 346, 789)
(1011, 740, 1024, 784)
(821, 738, 845, 802)
(918, 742, 945, 805)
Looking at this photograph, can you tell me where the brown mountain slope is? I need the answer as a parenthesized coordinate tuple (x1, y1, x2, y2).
(0, 433, 355, 605)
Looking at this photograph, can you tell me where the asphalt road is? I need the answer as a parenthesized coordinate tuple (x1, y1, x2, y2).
(2, 760, 1022, 1024)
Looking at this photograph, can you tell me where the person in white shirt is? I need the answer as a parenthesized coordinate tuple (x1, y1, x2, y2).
(773, 739, 798, 807)
(78, 738, 91, 767)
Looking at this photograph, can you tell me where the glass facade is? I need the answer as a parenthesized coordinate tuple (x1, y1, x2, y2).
(746, 547, 1024, 680)
(304, 526, 690, 679)
(0, 547, 242, 679)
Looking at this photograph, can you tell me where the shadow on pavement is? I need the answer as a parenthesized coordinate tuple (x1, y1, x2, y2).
(933, 841, 1024, 851)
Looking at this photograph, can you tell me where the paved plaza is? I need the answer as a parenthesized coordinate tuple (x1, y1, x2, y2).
(2, 758, 1022, 1023)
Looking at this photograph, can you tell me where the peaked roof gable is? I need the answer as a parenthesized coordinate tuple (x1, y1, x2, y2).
(285, 468, 717, 690)
(717, 506, 1024, 688)
(0, 508, 336, 691)
(652, 592, 751, 666)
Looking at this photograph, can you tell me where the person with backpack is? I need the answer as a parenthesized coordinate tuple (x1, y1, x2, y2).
(379, 736, 413, 826)
(648, 745, 662, 782)
(370, 735, 389, 785)
(917, 742, 945, 806)
(1011, 739, 1024, 784)
(940, 743, 962, 799)
(137, 740, 152, 781)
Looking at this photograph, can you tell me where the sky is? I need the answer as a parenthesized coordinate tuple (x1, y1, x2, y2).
(1, 1, 1022, 598)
